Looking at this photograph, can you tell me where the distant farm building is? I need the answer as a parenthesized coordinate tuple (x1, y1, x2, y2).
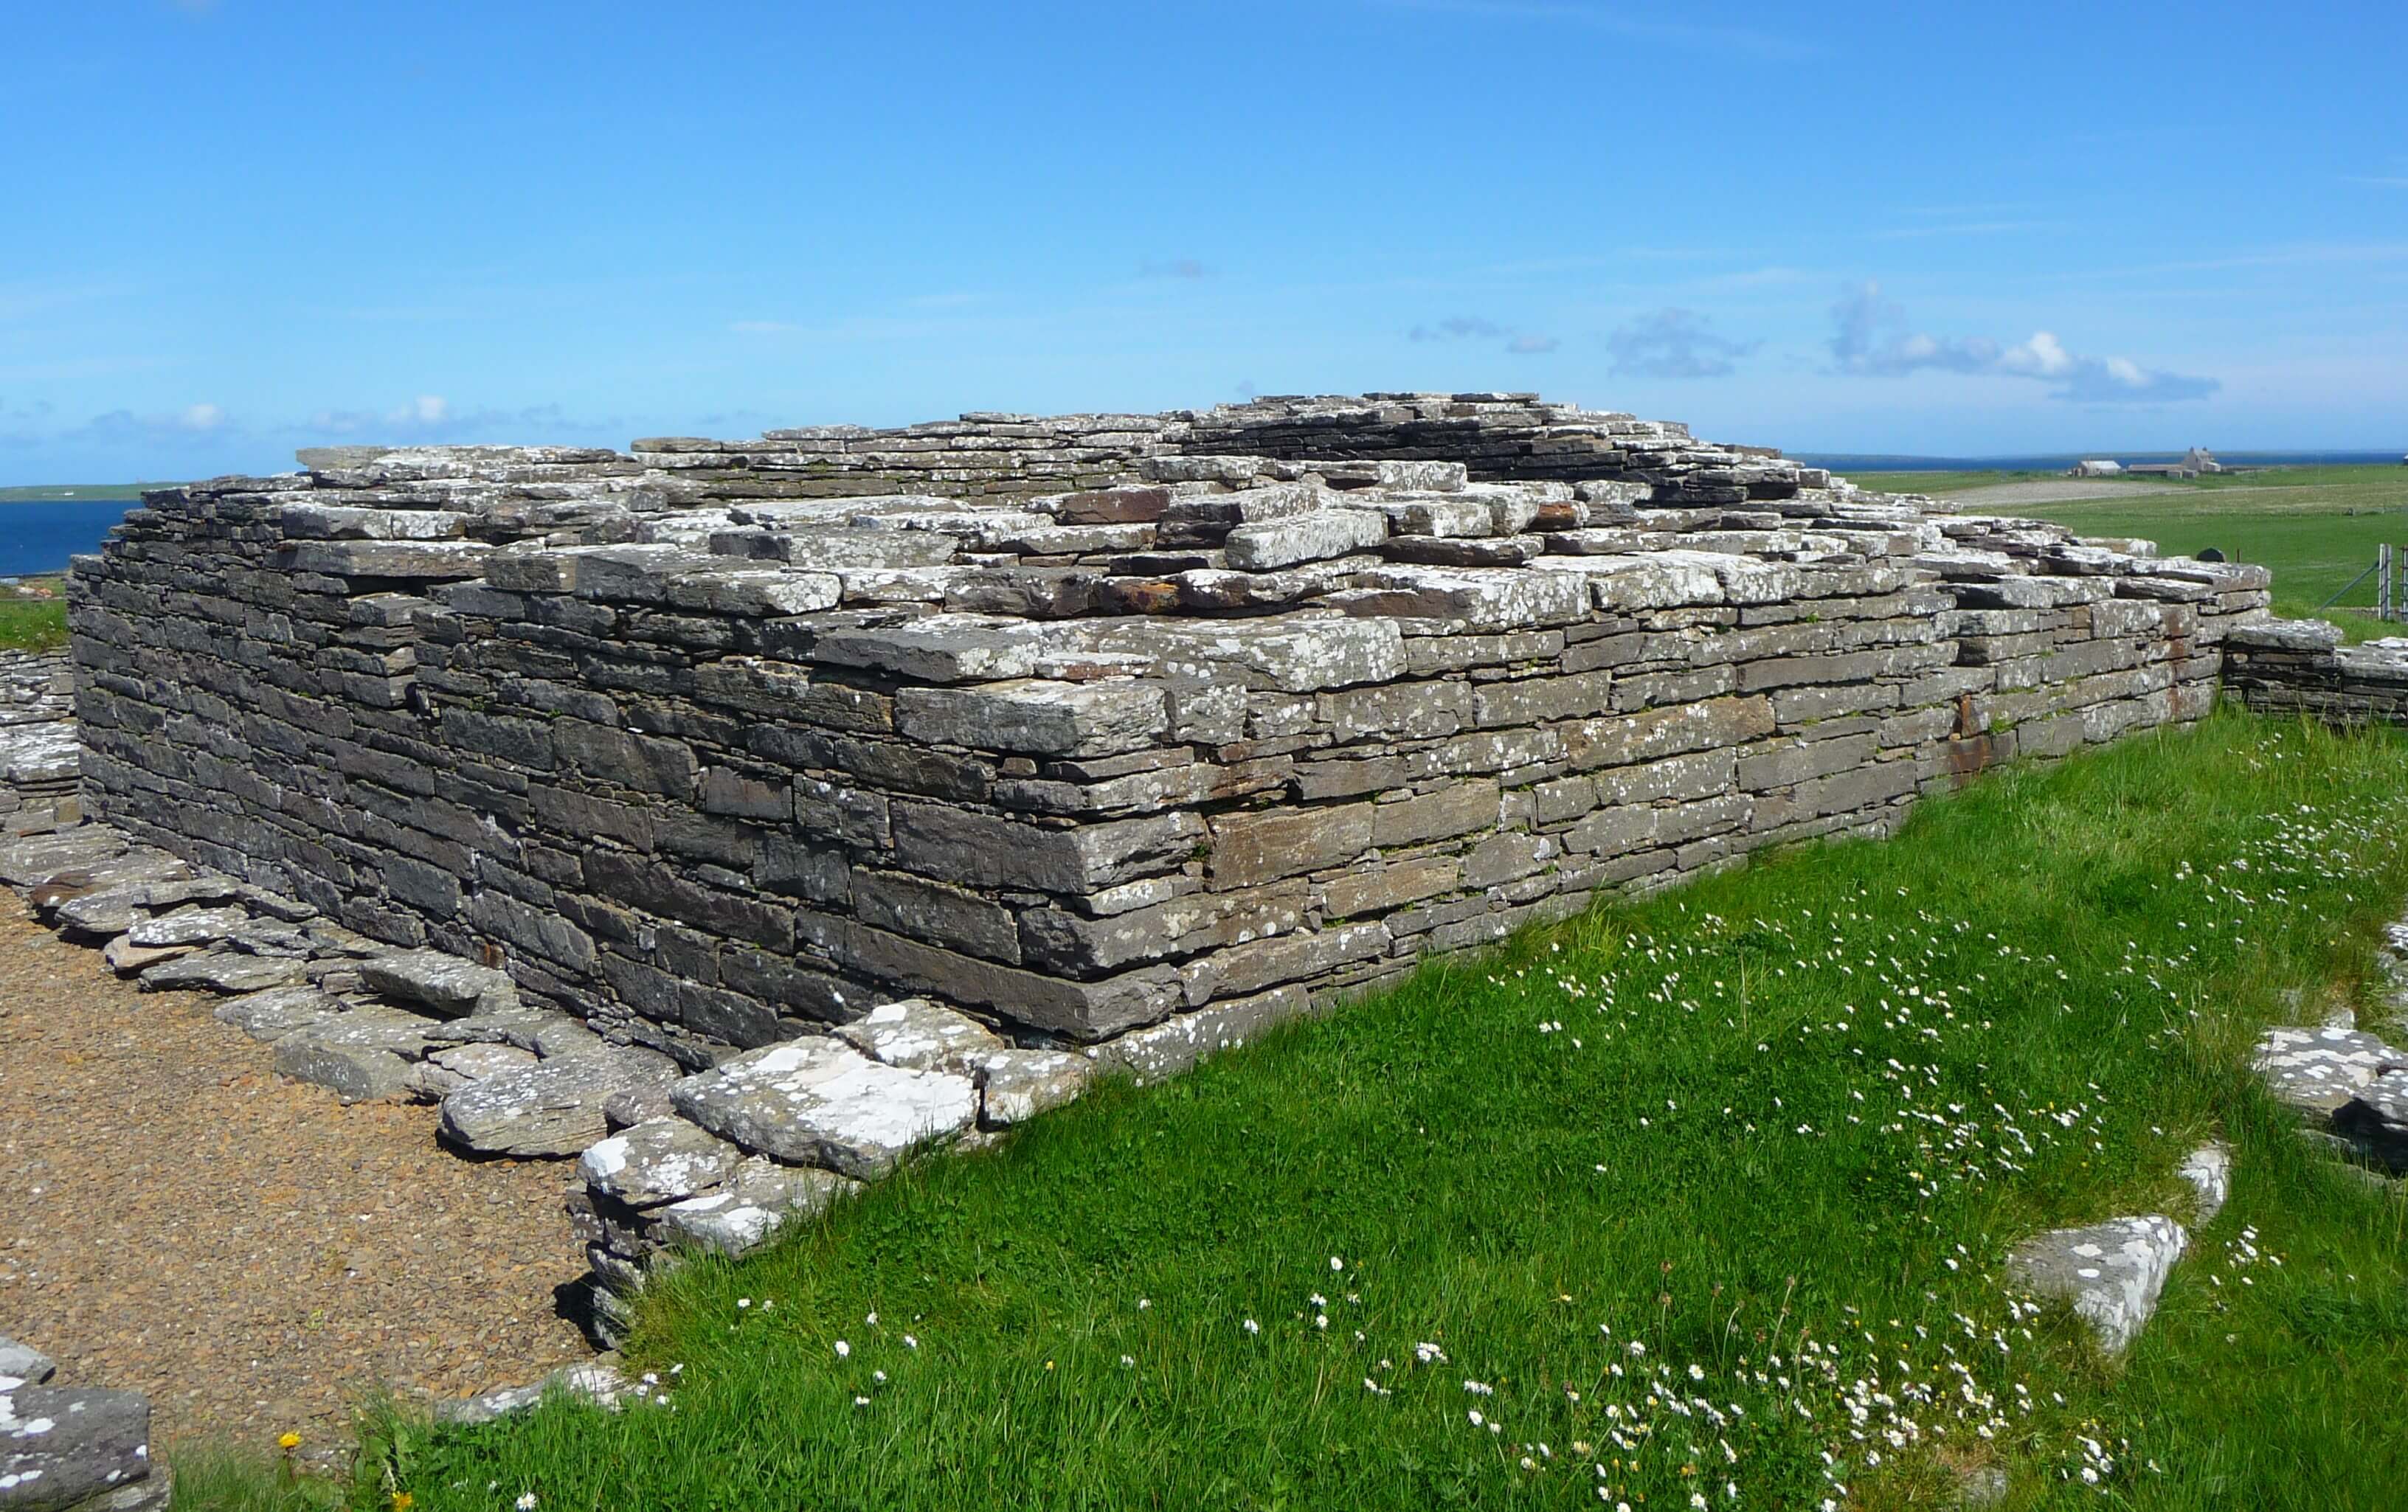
(2071, 459, 2124, 477)
(2125, 447, 2224, 479)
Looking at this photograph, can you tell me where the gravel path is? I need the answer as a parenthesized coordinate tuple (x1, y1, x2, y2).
(1937, 479, 2189, 508)
(0, 903, 594, 1454)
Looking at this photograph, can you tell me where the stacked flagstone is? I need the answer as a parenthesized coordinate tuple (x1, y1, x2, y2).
(0, 649, 78, 837)
(51, 392, 2283, 1334)
(2221, 621, 2408, 724)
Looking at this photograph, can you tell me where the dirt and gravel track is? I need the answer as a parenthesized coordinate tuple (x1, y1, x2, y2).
(0, 904, 594, 1455)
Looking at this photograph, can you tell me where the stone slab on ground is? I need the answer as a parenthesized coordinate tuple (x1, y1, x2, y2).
(578, 1118, 746, 1209)
(2250, 1024, 2401, 1118)
(831, 997, 1005, 1074)
(671, 1039, 977, 1179)
(0, 1384, 155, 1512)
(438, 1049, 682, 1158)
(358, 949, 519, 1017)
(976, 1049, 1093, 1127)
(652, 1158, 859, 1258)
(432, 1361, 629, 1428)
(2007, 1214, 2188, 1354)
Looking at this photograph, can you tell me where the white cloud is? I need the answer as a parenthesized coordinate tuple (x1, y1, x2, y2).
(1827, 281, 2217, 403)
(179, 402, 226, 431)
(1506, 333, 1560, 354)
(1409, 315, 1503, 342)
(1607, 308, 1759, 379)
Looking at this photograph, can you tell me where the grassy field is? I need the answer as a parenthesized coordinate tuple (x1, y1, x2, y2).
(210, 712, 2408, 1512)
(0, 577, 68, 653)
(1866, 465, 2408, 639)
(0, 482, 165, 503)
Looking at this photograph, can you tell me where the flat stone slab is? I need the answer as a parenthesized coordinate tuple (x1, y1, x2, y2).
(975, 1048, 1092, 1128)
(358, 948, 519, 1017)
(428, 1042, 540, 1082)
(2007, 1214, 2187, 1354)
(654, 1157, 858, 1258)
(1, 1383, 154, 1511)
(670, 1038, 977, 1179)
(0, 827, 128, 887)
(832, 997, 1006, 1074)
(437, 1048, 680, 1157)
(123, 904, 251, 950)
(272, 1031, 417, 1106)
(2250, 1024, 2402, 1118)
(138, 950, 310, 995)
(212, 986, 345, 1041)
(578, 1117, 747, 1209)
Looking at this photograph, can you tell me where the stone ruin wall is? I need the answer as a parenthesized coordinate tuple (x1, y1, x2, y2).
(0, 647, 80, 837)
(64, 394, 2272, 1076)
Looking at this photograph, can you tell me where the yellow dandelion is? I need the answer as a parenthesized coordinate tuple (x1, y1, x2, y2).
(277, 1432, 301, 1451)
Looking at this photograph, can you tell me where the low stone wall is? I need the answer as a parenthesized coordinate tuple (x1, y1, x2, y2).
(2221, 621, 2408, 724)
(0, 647, 80, 836)
(66, 395, 2269, 1081)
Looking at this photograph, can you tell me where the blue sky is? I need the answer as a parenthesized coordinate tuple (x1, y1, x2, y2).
(4, 0, 2404, 482)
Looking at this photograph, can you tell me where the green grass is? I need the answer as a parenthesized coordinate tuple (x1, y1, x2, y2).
(0, 578, 68, 652)
(1866, 465, 2408, 640)
(316, 712, 2408, 1512)
(0, 481, 170, 503)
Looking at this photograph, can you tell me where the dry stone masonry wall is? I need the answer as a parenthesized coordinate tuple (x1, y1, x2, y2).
(51, 391, 2288, 1334)
(2221, 620, 2408, 724)
(0, 648, 79, 838)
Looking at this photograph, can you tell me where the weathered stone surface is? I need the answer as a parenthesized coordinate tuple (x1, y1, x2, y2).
(359, 949, 519, 1017)
(272, 1016, 432, 1103)
(122, 906, 249, 949)
(0, 1384, 154, 1512)
(1224, 509, 1387, 571)
(437, 1048, 682, 1157)
(670, 1039, 977, 1179)
(832, 997, 1006, 1073)
(2251, 1024, 2399, 1117)
(2176, 1142, 2232, 1224)
(653, 1157, 859, 1258)
(893, 679, 1169, 758)
(578, 1117, 747, 1208)
(139, 950, 309, 994)
(213, 985, 345, 1041)
(0, 1337, 55, 1387)
(433, 1361, 629, 1426)
(429, 1041, 542, 1081)
(976, 1049, 1093, 1127)
(2006, 1214, 2187, 1353)
(1083, 985, 1312, 1084)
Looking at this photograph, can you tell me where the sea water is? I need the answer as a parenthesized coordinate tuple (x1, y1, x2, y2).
(1, 499, 141, 577)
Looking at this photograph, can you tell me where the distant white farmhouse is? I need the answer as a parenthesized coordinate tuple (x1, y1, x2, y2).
(2126, 447, 2224, 479)
(2071, 458, 2123, 477)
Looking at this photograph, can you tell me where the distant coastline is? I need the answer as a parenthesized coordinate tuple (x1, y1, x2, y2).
(0, 482, 175, 504)
(1798, 449, 2404, 473)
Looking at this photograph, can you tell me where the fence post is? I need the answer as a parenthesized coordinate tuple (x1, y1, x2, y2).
(2384, 544, 2396, 623)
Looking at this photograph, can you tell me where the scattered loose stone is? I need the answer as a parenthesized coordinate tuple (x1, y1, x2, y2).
(357, 949, 519, 1018)
(0, 1384, 160, 1512)
(2249, 1024, 2401, 1117)
(138, 949, 309, 994)
(671, 1039, 977, 1179)
(832, 996, 1006, 1073)
(212, 985, 345, 1041)
(578, 1118, 746, 1208)
(653, 1158, 858, 1258)
(123, 905, 249, 950)
(2006, 1214, 2188, 1354)
(437, 1047, 681, 1157)
(976, 1049, 1093, 1127)
(99, 935, 187, 975)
